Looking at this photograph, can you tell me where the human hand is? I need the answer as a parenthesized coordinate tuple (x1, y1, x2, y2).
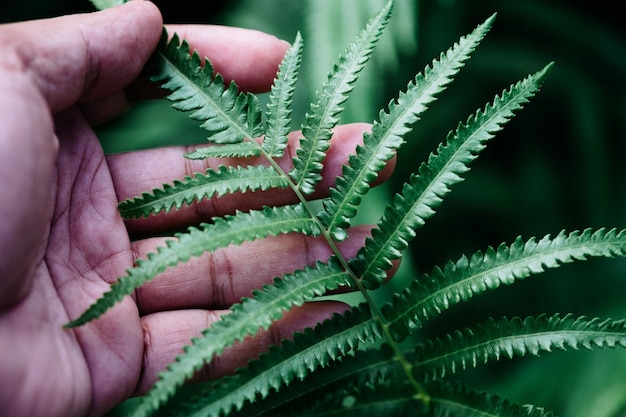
(0, 2, 394, 417)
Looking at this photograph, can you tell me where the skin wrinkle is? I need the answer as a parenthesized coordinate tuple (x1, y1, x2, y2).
(195, 310, 226, 383)
(76, 21, 97, 105)
(208, 250, 222, 307)
(137, 309, 228, 394)
(55, 111, 124, 283)
(139, 315, 154, 392)
(221, 250, 237, 307)
(131, 226, 375, 315)
(14, 23, 81, 113)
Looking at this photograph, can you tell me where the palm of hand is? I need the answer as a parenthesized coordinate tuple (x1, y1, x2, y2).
(1, 109, 143, 417)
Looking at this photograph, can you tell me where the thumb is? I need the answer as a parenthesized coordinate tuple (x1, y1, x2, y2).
(0, 1, 162, 308)
(0, 1, 163, 114)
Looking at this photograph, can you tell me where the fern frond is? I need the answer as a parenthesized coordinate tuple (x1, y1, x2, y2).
(427, 381, 555, 417)
(65, 203, 321, 327)
(183, 142, 262, 159)
(319, 14, 496, 241)
(276, 380, 553, 417)
(156, 304, 381, 417)
(263, 32, 304, 157)
(385, 228, 626, 339)
(130, 257, 353, 417)
(414, 314, 626, 381)
(150, 29, 263, 144)
(290, 0, 393, 195)
(275, 378, 419, 417)
(175, 232, 626, 414)
(244, 342, 553, 417)
(117, 165, 288, 219)
(351, 63, 554, 289)
(243, 345, 400, 417)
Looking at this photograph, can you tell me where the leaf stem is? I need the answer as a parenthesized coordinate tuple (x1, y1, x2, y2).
(253, 140, 431, 406)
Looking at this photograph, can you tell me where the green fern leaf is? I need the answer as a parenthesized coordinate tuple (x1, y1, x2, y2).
(385, 228, 626, 339)
(271, 379, 553, 417)
(290, 0, 393, 195)
(427, 381, 555, 417)
(268, 374, 552, 417)
(242, 345, 400, 417)
(167, 221, 626, 415)
(351, 63, 554, 289)
(179, 223, 626, 412)
(156, 304, 381, 417)
(150, 29, 263, 144)
(264, 370, 554, 417)
(183, 142, 262, 159)
(71, 4, 584, 416)
(65, 203, 321, 327)
(414, 314, 626, 381)
(263, 32, 304, 157)
(274, 378, 419, 417)
(117, 165, 288, 219)
(319, 14, 495, 241)
(130, 257, 352, 417)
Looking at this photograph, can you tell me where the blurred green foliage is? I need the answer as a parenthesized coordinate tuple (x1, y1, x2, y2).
(3, 1, 625, 416)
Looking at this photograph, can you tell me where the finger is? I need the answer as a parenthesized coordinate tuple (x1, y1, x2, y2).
(133, 225, 374, 314)
(164, 24, 291, 94)
(136, 302, 347, 395)
(0, 1, 163, 115)
(80, 24, 291, 124)
(107, 123, 395, 237)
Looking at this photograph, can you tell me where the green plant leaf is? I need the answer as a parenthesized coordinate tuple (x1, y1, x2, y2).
(150, 29, 263, 144)
(184, 142, 262, 159)
(130, 257, 352, 417)
(269, 379, 554, 417)
(290, 0, 393, 195)
(263, 32, 304, 157)
(274, 377, 420, 417)
(427, 381, 555, 417)
(242, 345, 401, 417)
(155, 304, 381, 417)
(117, 165, 288, 219)
(319, 13, 496, 241)
(69, 3, 597, 416)
(351, 63, 554, 289)
(415, 314, 626, 381)
(65, 204, 321, 327)
(384, 228, 626, 339)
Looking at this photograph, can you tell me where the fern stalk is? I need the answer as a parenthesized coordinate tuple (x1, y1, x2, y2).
(232, 0, 431, 404)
